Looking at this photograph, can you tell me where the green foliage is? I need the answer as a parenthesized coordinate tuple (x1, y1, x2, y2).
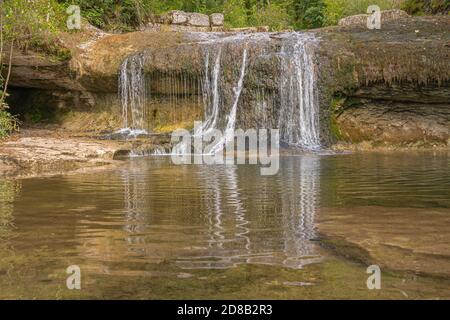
(57, 0, 230, 31)
(1, 0, 445, 48)
(3, 0, 67, 55)
(0, 81, 18, 138)
(0, 76, 11, 137)
(303, 5, 325, 28)
(249, 3, 292, 31)
(59, 0, 154, 32)
(293, 0, 326, 29)
(57, 0, 444, 32)
(401, 0, 449, 15)
(57, 0, 327, 31)
(223, 0, 248, 28)
(0, 110, 19, 138)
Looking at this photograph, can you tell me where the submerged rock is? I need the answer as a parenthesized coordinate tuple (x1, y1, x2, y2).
(318, 205, 450, 278)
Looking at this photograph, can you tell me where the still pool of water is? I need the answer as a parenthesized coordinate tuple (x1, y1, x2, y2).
(0, 151, 449, 299)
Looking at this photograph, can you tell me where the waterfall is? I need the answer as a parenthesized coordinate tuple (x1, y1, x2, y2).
(224, 49, 248, 141)
(208, 48, 248, 154)
(191, 32, 320, 153)
(118, 52, 148, 136)
(197, 47, 222, 136)
(279, 33, 321, 150)
(175, 36, 251, 155)
(117, 32, 322, 150)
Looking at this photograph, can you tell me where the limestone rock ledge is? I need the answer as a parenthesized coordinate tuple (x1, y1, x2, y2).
(0, 130, 123, 177)
(316, 15, 450, 147)
(0, 129, 171, 178)
(4, 14, 450, 148)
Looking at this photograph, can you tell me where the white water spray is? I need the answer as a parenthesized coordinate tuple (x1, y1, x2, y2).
(279, 33, 321, 149)
(208, 48, 248, 154)
(118, 32, 322, 151)
(198, 47, 222, 136)
(118, 53, 148, 136)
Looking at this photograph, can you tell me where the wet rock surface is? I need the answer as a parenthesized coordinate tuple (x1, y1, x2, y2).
(316, 16, 450, 147)
(318, 206, 450, 278)
(4, 16, 450, 148)
(0, 129, 171, 178)
(337, 101, 450, 146)
(0, 130, 122, 177)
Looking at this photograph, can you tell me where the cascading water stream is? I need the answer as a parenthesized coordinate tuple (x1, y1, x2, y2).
(199, 47, 222, 136)
(279, 33, 321, 150)
(118, 52, 148, 137)
(118, 32, 322, 151)
(207, 47, 248, 155)
(192, 32, 321, 153)
(224, 48, 248, 140)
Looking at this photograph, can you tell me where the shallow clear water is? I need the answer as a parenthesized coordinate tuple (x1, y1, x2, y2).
(0, 151, 449, 299)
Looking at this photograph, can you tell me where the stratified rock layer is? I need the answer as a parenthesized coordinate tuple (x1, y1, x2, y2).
(5, 15, 450, 147)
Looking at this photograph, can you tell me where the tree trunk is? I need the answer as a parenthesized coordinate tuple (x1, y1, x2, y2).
(0, 41, 14, 107)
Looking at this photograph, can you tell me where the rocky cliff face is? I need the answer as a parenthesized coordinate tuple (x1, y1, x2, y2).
(316, 16, 450, 147)
(5, 15, 450, 148)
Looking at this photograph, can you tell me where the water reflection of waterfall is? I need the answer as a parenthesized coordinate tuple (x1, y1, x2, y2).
(0, 180, 21, 240)
(121, 161, 149, 241)
(116, 156, 321, 270)
(176, 165, 252, 269)
(280, 156, 320, 268)
(174, 156, 321, 270)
